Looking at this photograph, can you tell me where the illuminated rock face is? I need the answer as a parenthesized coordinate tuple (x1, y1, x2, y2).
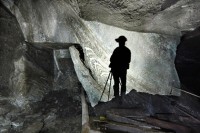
(3, 0, 200, 38)
(0, 5, 82, 131)
(83, 21, 181, 96)
(1, 0, 185, 104)
(78, 0, 200, 36)
(1, 0, 80, 42)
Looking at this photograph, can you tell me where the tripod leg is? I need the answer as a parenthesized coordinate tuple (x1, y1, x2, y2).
(108, 73, 112, 101)
(99, 72, 111, 102)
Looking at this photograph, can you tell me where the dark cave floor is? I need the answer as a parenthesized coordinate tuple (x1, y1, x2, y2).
(0, 54, 82, 133)
(0, 88, 82, 133)
(89, 88, 200, 133)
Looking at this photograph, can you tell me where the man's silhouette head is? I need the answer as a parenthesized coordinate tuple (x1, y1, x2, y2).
(115, 36, 127, 46)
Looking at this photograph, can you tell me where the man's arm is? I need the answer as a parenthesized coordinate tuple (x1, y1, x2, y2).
(128, 49, 131, 63)
(126, 49, 131, 69)
(109, 49, 116, 68)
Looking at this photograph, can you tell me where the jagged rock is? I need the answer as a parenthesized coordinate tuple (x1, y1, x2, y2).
(82, 21, 181, 95)
(0, 0, 200, 132)
(23, 122, 44, 133)
(1, 0, 182, 96)
(69, 46, 108, 106)
(0, 3, 82, 133)
(0, 2, 24, 100)
(78, 0, 200, 36)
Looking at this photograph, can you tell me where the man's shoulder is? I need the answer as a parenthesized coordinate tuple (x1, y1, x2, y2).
(125, 46, 131, 52)
(114, 47, 120, 51)
(115, 46, 130, 53)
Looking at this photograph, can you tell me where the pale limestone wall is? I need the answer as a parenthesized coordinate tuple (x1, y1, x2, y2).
(83, 21, 181, 95)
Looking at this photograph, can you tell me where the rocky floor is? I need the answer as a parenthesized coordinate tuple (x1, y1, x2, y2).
(91, 89, 200, 133)
(0, 88, 82, 133)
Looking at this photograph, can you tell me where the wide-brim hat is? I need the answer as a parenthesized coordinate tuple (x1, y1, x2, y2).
(115, 36, 127, 42)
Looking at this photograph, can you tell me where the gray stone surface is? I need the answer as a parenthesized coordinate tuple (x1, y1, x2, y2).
(0, 0, 199, 132)
(1, 0, 182, 96)
(1, 0, 80, 42)
(83, 21, 181, 95)
(0, 45, 82, 132)
(93, 89, 200, 132)
(0, 2, 24, 96)
(10, 43, 53, 107)
(0, 4, 82, 132)
(69, 46, 108, 106)
(3, 0, 200, 36)
(78, 0, 200, 36)
(26, 43, 54, 75)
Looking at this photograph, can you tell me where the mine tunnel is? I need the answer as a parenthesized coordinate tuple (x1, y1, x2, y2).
(0, 0, 200, 133)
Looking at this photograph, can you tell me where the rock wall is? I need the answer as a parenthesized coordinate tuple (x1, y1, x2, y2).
(6, 42, 54, 108)
(0, 2, 24, 99)
(26, 43, 54, 75)
(1, 0, 80, 42)
(0, 3, 82, 132)
(83, 21, 181, 95)
(0, 2, 53, 108)
(1, 0, 181, 99)
(78, 0, 200, 36)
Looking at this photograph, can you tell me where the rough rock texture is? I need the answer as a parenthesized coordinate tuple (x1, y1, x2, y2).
(9, 43, 54, 108)
(0, 42, 82, 132)
(69, 46, 108, 106)
(0, 4, 82, 132)
(0, 2, 24, 97)
(1, 0, 80, 42)
(93, 89, 200, 133)
(0, 88, 81, 133)
(0, 0, 200, 132)
(78, 0, 200, 36)
(0, 0, 182, 98)
(83, 21, 181, 96)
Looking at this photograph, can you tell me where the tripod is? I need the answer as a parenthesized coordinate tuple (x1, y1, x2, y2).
(99, 71, 113, 102)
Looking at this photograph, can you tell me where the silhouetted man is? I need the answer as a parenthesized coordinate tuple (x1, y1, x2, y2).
(109, 36, 131, 97)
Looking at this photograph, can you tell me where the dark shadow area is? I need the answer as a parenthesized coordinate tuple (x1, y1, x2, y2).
(92, 89, 200, 133)
(161, 0, 180, 11)
(175, 27, 200, 96)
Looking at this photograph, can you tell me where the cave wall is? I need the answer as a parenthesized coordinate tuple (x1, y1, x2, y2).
(3, 0, 200, 39)
(0, 3, 82, 131)
(78, 0, 200, 36)
(1, 0, 80, 42)
(26, 43, 54, 75)
(0, 3, 53, 108)
(84, 21, 181, 95)
(1, 0, 182, 98)
(0, 2, 24, 97)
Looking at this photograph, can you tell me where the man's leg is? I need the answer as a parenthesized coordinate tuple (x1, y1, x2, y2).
(120, 70, 127, 96)
(112, 71, 119, 97)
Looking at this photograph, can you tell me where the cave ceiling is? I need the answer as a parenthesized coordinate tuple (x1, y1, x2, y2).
(77, 0, 200, 36)
(2, 0, 200, 36)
